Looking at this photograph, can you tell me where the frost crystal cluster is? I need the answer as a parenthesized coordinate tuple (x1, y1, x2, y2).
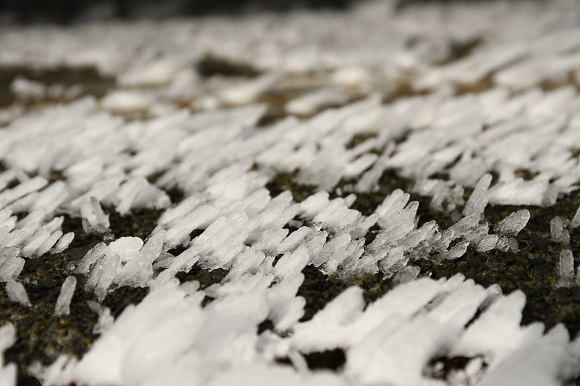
(1, 0, 580, 385)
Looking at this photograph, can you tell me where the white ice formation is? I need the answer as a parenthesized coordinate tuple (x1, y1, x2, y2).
(35, 274, 580, 386)
(5, 280, 30, 307)
(54, 276, 77, 317)
(0, 324, 17, 386)
(1, 0, 580, 385)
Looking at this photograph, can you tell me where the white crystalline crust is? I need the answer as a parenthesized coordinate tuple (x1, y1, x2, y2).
(2, 1, 580, 385)
(38, 275, 580, 386)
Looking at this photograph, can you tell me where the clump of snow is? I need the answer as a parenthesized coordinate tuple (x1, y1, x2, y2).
(217, 72, 282, 105)
(10, 77, 82, 102)
(118, 59, 184, 87)
(100, 90, 154, 113)
(10, 77, 46, 101)
(286, 87, 348, 116)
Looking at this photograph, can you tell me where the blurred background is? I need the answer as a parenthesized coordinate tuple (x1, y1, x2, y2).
(0, 0, 524, 24)
(2, 0, 354, 24)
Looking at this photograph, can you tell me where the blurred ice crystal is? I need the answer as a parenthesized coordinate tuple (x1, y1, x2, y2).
(54, 276, 77, 317)
(80, 197, 110, 234)
(558, 250, 575, 288)
(5, 280, 31, 307)
(10, 78, 46, 101)
(0, 323, 17, 386)
(551, 216, 571, 245)
(286, 88, 348, 116)
(572, 206, 580, 229)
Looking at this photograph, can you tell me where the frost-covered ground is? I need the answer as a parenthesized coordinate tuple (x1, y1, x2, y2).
(2, 0, 580, 385)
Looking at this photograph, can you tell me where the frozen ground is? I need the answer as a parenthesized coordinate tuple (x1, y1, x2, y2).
(2, 0, 580, 385)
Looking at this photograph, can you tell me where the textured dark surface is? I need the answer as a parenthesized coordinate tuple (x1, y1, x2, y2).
(0, 0, 354, 24)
